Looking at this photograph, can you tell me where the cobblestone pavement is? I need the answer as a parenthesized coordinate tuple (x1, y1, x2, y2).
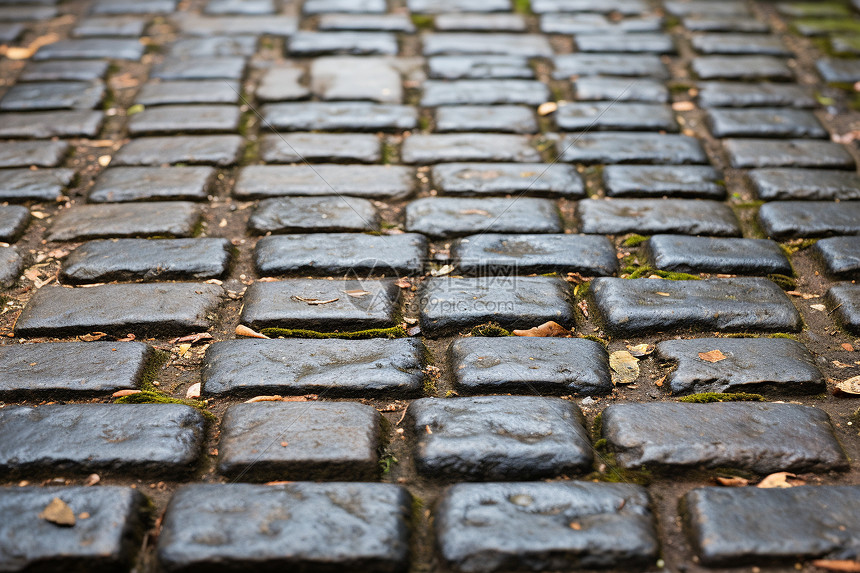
(1, 0, 860, 571)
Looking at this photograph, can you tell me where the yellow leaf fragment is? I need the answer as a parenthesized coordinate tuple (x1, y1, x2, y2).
(698, 350, 726, 363)
(39, 497, 75, 527)
(609, 350, 639, 385)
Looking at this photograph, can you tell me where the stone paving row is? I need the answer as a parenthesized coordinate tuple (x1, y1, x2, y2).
(1, 0, 860, 571)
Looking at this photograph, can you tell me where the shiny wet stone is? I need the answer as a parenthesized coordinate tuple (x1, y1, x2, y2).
(0, 140, 68, 167)
(0, 404, 205, 477)
(0, 81, 103, 111)
(171, 13, 298, 35)
(34, 38, 144, 60)
(573, 76, 668, 102)
(814, 236, 860, 278)
(249, 196, 379, 234)
(0, 168, 73, 201)
(826, 283, 860, 334)
(304, 0, 386, 14)
(665, 1, 751, 16)
(656, 337, 825, 395)
(418, 276, 574, 336)
(254, 233, 427, 277)
(89, 166, 214, 202)
(759, 201, 860, 238)
(557, 133, 706, 164)
(207, 0, 274, 13)
(603, 165, 724, 199)
(217, 402, 382, 481)
(409, 0, 510, 11)
(0, 246, 21, 286)
(257, 65, 310, 102)
(590, 277, 802, 336)
(682, 14, 770, 32)
(0, 110, 103, 138)
(0, 206, 29, 242)
(696, 81, 816, 108)
(91, 0, 176, 14)
(288, 31, 398, 56)
(113, 135, 243, 166)
(541, 13, 663, 34)
(167, 35, 258, 57)
(239, 278, 400, 331)
(422, 33, 553, 57)
(749, 168, 860, 200)
(725, 139, 855, 169)
(407, 396, 592, 480)
(533, 0, 648, 13)
(435, 12, 526, 31)
(318, 13, 415, 32)
(61, 238, 232, 283)
(574, 33, 675, 54)
(135, 80, 240, 105)
(73, 15, 147, 36)
(428, 55, 534, 79)
(406, 197, 562, 238)
(645, 235, 791, 275)
(47, 202, 200, 241)
(235, 165, 414, 200)
(152, 55, 245, 79)
(435, 105, 538, 133)
(578, 199, 740, 236)
(602, 402, 847, 473)
(402, 134, 540, 164)
(0, 23, 22, 43)
(817, 58, 860, 83)
(202, 338, 426, 397)
(553, 54, 669, 79)
(557, 102, 678, 132)
(432, 162, 584, 198)
(260, 133, 380, 163)
(707, 108, 827, 138)
(421, 80, 549, 106)
(691, 56, 793, 80)
(18, 59, 108, 82)
(128, 104, 240, 135)
(449, 337, 612, 395)
(262, 102, 417, 131)
(310, 57, 402, 103)
(690, 33, 789, 55)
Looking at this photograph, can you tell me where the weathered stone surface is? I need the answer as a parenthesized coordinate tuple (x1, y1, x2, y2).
(558, 133, 707, 164)
(590, 277, 802, 336)
(128, 105, 240, 135)
(682, 14, 770, 32)
(408, 396, 592, 480)
(402, 134, 540, 164)
(263, 102, 417, 131)
(0, 22, 22, 42)
(421, 80, 549, 106)
(0, 404, 205, 477)
(724, 139, 855, 169)
(533, 0, 647, 13)
(557, 102, 678, 132)
(814, 236, 860, 278)
(289, 31, 398, 56)
(692, 56, 793, 80)
(691, 33, 789, 55)
(318, 13, 415, 32)
(437, 482, 658, 573)
(645, 235, 791, 275)
(0, 246, 21, 286)
(254, 233, 427, 277)
(573, 76, 668, 102)
(665, 1, 750, 16)
(235, 165, 415, 200)
(47, 202, 200, 241)
(260, 133, 380, 163)
(157, 483, 411, 573)
(428, 55, 534, 79)
(256, 65, 310, 102)
(167, 35, 257, 57)
(61, 238, 231, 283)
(89, 166, 213, 202)
(684, 486, 860, 566)
(449, 337, 611, 395)
(406, 197, 562, 238)
(304, 0, 386, 13)
(0, 206, 29, 242)
(0, 168, 73, 201)
(217, 403, 382, 481)
(0, 111, 103, 138)
(15, 282, 222, 337)
(113, 135, 243, 166)
(574, 33, 675, 54)
(0, 4, 54, 19)
(759, 201, 860, 239)
(418, 276, 574, 336)
(0, 81, 103, 111)
(541, 13, 663, 34)
(749, 168, 860, 200)
(171, 13, 297, 35)
(602, 402, 847, 472)
(578, 199, 740, 236)
(827, 283, 860, 334)
(553, 54, 669, 79)
(206, 0, 273, 14)
(34, 38, 144, 60)
(19, 60, 108, 82)
(73, 15, 147, 36)
(0, 486, 148, 573)
(422, 33, 553, 57)
(817, 58, 860, 83)
(707, 108, 827, 138)
(409, 0, 509, 11)
(249, 196, 379, 234)
(603, 165, 724, 199)
(239, 279, 400, 331)
(432, 162, 584, 198)
(91, 0, 176, 14)
(697, 81, 816, 108)
(202, 338, 426, 397)
(310, 57, 402, 103)
(436, 13, 526, 31)
(453, 233, 617, 276)
(0, 140, 68, 168)
(656, 337, 825, 395)
(435, 105, 538, 133)
(135, 80, 240, 105)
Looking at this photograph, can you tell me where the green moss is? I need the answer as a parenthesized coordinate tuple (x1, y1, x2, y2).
(114, 391, 215, 420)
(380, 141, 397, 165)
(579, 334, 608, 347)
(593, 438, 608, 451)
(622, 234, 649, 247)
(767, 273, 797, 290)
(733, 200, 765, 209)
(423, 377, 437, 396)
(410, 14, 434, 29)
(585, 452, 652, 485)
(573, 280, 591, 298)
(379, 453, 398, 475)
(139, 349, 169, 392)
(260, 326, 408, 339)
(241, 138, 259, 165)
(126, 104, 145, 116)
(417, 115, 431, 132)
(624, 266, 700, 280)
(591, 412, 603, 442)
(469, 322, 511, 337)
(513, 0, 531, 14)
(780, 238, 818, 255)
(101, 86, 116, 111)
(237, 110, 256, 138)
(793, 18, 860, 36)
(769, 332, 799, 340)
(678, 392, 764, 403)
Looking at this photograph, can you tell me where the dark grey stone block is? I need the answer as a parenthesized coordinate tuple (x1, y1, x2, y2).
(575, 33, 675, 54)
(239, 278, 400, 331)
(452, 233, 617, 276)
(254, 233, 427, 277)
(436, 105, 538, 133)
(0, 404, 205, 477)
(691, 33, 789, 55)
(557, 102, 678, 132)
(288, 32, 398, 56)
(262, 102, 417, 131)
(418, 276, 574, 337)
(749, 168, 860, 200)
(15, 282, 222, 337)
(578, 199, 740, 236)
(89, 166, 214, 202)
(437, 482, 657, 573)
(603, 165, 724, 199)
(318, 13, 415, 32)
(0, 111, 103, 138)
(759, 201, 860, 239)
(0, 140, 68, 167)
(167, 36, 257, 57)
(135, 80, 241, 105)
(707, 108, 827, 138)
(692, 56, 792, 80)
(235, 165, 415, 200)
(697, 82, 816, 108)
(645, 235, 791, 275)
(0, 206, 29, 242)
(171, 13, 297, 35)
(249, 196, 379, 234)
(557, 133, 707, 164)
(128, 105, 240, 135)
(428, 56, 534, 79)
(590, 277, 803, 336)
(217, 402, 382, 480)
(422, 33, 553, 57)
(19, 60, 108, 81)
(533, 0, 648, 13)
(0, 22, 22, 42)
(827, 283, 860, 334)
(61, 238, 231, 283)
(304, 0, 386, 13)
(432, 162, 584, 198)
(0, 168, 73, 201)
(553, 54, 669, 79)
(682, 14, 770, 32)
(47, 202, 200, 241)
(73, 16, 147, 37)
(0, 246, 21, 286)
(113, 135, 243, 166)
(257, 65, 310, 102)
(310, 57, 403, 103)
(206, 0, 273, 14)
(91, 0, 176, 14)
(725, 139, 855, 169)
(449, 337, 612, 395)
(34, 38, 144, 60)
(157, 483, 410, 573)
(573, 76, 668, 103)
(0, 486, 148, 573)
(541, 13, 663, 34)
(602, 402, 847, 472)
(421, 80, 549, 106)
(778, 3, 852, 17)
(202, 338, 426, 397)
(436, 13, 526, 31)
(0, 81, 104, 111)
(405, 197, 562, 238)
(409, 0, 510, 12)
(0, 5, 54, 18)
(402, 134, 541, 164)
(656, 337, 825, 395)
(407, 396, 592, 480)
(260, 133, 380, 163)
(665, 1, 750, 16)
(814, 236, 860, 278)
(817, 58, 860, 83)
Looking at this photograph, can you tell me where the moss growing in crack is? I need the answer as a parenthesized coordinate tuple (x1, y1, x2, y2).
(623, 266, 700, 280)
(767, 273, 797, 290)
(678, 392, 764, 403)
(138, 349, 169, 392)
(114, 391, 215, 420)
(260, 326, 408, 339)
(380, 141, 397, 165)
(423, 377, 437, 396)
(780, 238, 818, 255)
(410, 14, 434, 29)
(469, 322, 511, 337)
(578, 334, 608, 347)
(241, 138, 259, 165)
(585, 452, 652, 485)
(573, 280, 590, 298)
(622, 234, 649, 248)
(379, 453, 398, 475)
(591, 412, 603, 442)
(417, 115, 431, 132)
(513, 0, 531, 14)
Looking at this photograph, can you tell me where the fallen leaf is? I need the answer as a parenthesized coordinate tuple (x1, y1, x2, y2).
(170, 332, 213, 345)
(512, 321, 571, 337)
(185, 383, 201, 399)
(78, 512, 90, 520)
(568, 521, 582, 530)
(812, 560, 860, 572)
(757, 472, 804, 489)
(39, 497, 75, 527)
(264, 481, 293, 486)
(834, 375, 860, 397)
(609, 350, 639, 385)
(566, 272, 587, 284)
(344, 289, 370, 298)
(112, 389, 141, 397)
(626, 343, 654, 357)
(97, 155, 111, 167)
(117, 333, 135, 342)
(235, 325, 269, 339)
(833, 360, 852, 369)
(291, 295, 339, 305)
(244, 395, 318, 403)
(577, 299, 589, 318)
(672, 101, 695, 111)
(655, 291, 671, 297)
(394, 278, 412, 288)
(430, 264, 454, 277)
(176, 343, 192, 357)
(714, 476, 750, 487)
(537, 101, 558, 116)
(79, 332, 108, 342)
(698, 349, 726, 363)
(458, 209, 491, 216)
(811, 304, 827, 312)
(843, 343, 855, 352)
(83, 474, 100, 487)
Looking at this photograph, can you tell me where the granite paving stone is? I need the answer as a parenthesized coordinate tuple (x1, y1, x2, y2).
(239, 278, 400, 331)
(73, 16, 147, 37)
(697, 81, 816, 108)
(260, 133, 380, 163)
(0, 81, 104, 111)
(113, 135, 243, 166)
(127, 104, 240, 135)
(817, 58, 860, 83)
(254, 233, 427, 277)
(318, 13, 415, 32)
(574, 33, 675, 54)
(682, 14, 770, 32)
(0, 486, 148, 573)
(645, 235, 792, 275)
(418, 276, 574, 336)
(0, 110, 103, 138)
(0, 140, 68, 167)
(532, 0, 648, 13)
(157, 483, 411, 573)
(759, 201, 860, 238)
(692, 56, 793, 80)
(407, 396, 592, 480)
(541, 13, 663, 34)
(135, 80, 241, 105)
(665, 1, 751, 16)
(573, 77, 669, 103)
(421, 80, 549, 106)
(217, 402, 382, 481)
(578, 199, 740, 236)
(557, 102, 678, 132)
(452, 233, 617, 276)
(0, 6, 53, 20)
(235, 165, 415, 200)
(422, 33, 553, 57)
(202, 338, 427, 397)
(749, 168, 860, 200)
(0, 246, 21, 286)
(449, 337, 612, 395)
(602, 402, 847, 472)
(830, 35, 860, 56)
(171, 13, 297, 35)
(428, 55, 534, 79)
(0, 206, 29, 242)
(15, 282, 222, 337)
(288, 31, 398, 56)
(406, 197, 562, 238)
(249, 196, 379, 234)
(435, 105, 538, 133)
(814, 236, 860, 278)
(603, 165, 724, 199)
(435, 13, 527, 32)
(826, 283, 860, 334)
(590, 277, 803, 336)
(725, 139, 855, 169)
(777, 2, 852, 17)
(553, 54, 669, 79)
(257, 65, 310, 102)
(88, 166, 214, 202)
(690, 33, 790, 55)
(432, 162, 584, 198)
(91, 0, 176, 14)
(409, 0, 510, 12)
(206, 0, 274, 14)
(0, 22, 22, 42)
(684, 486, 860, 566)
(47, 202, 200, 241)
(310, 57, 402, 103)
(707, 108, 827, 138)
(657, 337, 825, 395)
(402, 134, 541, 164)
(167, 35, 258, 57)
(34, 38, 144, 60)
(0, 341, 153, 398)
(0, 404, 205, 477)
(61, 238, 232, 283)
(436, 482, 658, 572)
(557, 133, 707, 164)
(303, 0, 386, 14)
(18, 59, 109, 81)
(262, 102, 417, 131)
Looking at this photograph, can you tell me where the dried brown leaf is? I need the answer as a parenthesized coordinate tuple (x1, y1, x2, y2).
(512, 321, 571, 337)
(78, 332, 108, 342)
(757, 472, 804, 489)
(344, 289, 370, 298)
(842, 343, 855, 352)
(537, 101, 558, 116)
(394, 278, 412, 288)
(235, 325, 269, 339)
(609, 350, 639, 385)
(714, 476, 750, 487)
(185, 383, 201, 399)
(812, 560, 860, 572)
(170, 332, 214, 345)
(698, 349, 726, 363)
(626, 343, 654, 357)
(834, 375, 860, 397)
(112, 389, 141, 398)
(39, 497, 75, 527)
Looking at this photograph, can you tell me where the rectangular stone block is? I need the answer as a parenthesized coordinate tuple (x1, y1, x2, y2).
(749, 168, 860, 201)
(260, 133, 380, 164)
(235, 165, 415, 200)
(578, 198, 740, 236)
(557, 133, 707, 164)
(814, 236, 860, 279)
(47, 202, 200, 241)
(645, 235, 791, 275)
(428, 56, 534, 79)
(113, 135, 243, 167)
(432, 163, 583, 198)
(826, 283, 860, 334)
(249, 196, 379, 234)
(0, 111, 103, 139)
(421, 80, 549, 106)
(759, 201, 860, 239)
(696, 81, 815, 108)
(88, 166, 214, 202)
(128, 105, 240, 135)
(0, 168, 73, 201)
(0, 140, 68, 167)
(402, 134, 541, 164)
(707, 108, 827, 138)
(725, 139, 855, 169)
(553, 54, 669, 79)
(603, 165, 724, 199)
(556, 102, 678, 132)
(406, 197, 562, 238)
(262, 102, 416, 131)
(422, 33, 552, 57)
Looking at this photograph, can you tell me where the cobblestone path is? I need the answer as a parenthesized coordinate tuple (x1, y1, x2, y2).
(1, 0, 860, 571)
